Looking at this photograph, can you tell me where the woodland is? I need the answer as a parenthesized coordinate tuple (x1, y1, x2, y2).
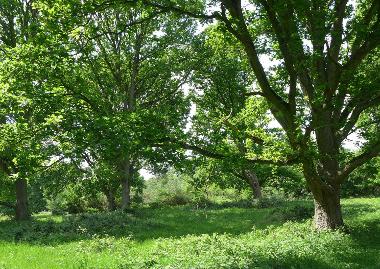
(0, 0, 379, 268)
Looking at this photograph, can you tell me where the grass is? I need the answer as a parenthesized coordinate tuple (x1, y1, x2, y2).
(0, 198, 379, 268)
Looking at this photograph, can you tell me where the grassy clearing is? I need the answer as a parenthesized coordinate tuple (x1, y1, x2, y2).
(0, 198, 379, 269)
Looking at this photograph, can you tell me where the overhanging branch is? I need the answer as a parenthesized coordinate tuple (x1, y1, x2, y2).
(343, 17, 380, 73)
(151, 137, 299, 166)
(338, 94, 380, 142)
(339, 140, 380, 182)
(115, 0, 219, 20)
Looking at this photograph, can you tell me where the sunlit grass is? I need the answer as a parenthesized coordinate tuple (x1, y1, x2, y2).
(0, 198, 379, 269)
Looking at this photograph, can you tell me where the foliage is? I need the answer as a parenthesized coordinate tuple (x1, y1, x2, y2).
(0, 0, 378, 234)
(342, 157, 380, 197)
(144, 171, 194, 206)
(256, 165, 308, 198)
(121, 0, 380, 230)
(28, 182, 47, 214)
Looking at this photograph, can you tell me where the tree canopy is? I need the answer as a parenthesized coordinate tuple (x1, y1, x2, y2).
(0, 0, 379, 231)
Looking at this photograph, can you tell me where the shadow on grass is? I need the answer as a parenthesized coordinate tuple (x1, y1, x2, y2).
(0, 201, 315, 245)
(255, 257, 337, 269)
(0, 198, 378, 251)
(341, 203, 380, 268)
(0, 199, 378, 269)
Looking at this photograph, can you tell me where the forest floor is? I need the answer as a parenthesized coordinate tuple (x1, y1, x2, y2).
(0, 198, 379, 269)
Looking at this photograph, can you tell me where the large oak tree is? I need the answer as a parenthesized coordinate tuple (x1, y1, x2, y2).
(119, 0, 380, 230)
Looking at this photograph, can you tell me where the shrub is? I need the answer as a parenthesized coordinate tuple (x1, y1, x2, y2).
(144, 171, 194, 206)
(47, 190, 84, 215)
(269, 203, 314, 223)
(253, 194, 286, 209)
(117, 222, 353, 269)
(144, 170, 255, 208)
(342, 157, 380, 197)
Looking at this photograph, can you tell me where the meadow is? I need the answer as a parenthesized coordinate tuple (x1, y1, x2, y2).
(0, 197, 379, 269)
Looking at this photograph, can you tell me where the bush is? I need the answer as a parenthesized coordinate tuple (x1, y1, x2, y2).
(253, 194, 286, 209)
(283, 204, 314, 221)
(268, 203, 314, 223)
(117, 222, 352, 269)
(342, 157, 380, 197)
(47, 187, 86, 215)
(144, 171, 194, 206)
(29, 182, 48, 213)
(46, 185, 107, 215)
(256, 165, 309, 198)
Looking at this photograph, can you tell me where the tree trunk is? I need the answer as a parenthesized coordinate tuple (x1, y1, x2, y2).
(244, 170, 262, 199)
(120, 160, 132, 210)
(105, 189, 116, 211)
(118, 30, 141, 211)
(311, 184, 344, 230)
(121, 179, 130, 210)
(15, 178, 30, 221)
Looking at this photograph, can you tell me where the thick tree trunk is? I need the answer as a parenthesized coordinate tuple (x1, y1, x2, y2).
(314, 198, 343, 230)
(15, 178, 30, 221)
(310, 184, 344, 230)
(120, 160, 132, 210)
(105, 189, 116, 211)
(244, 170, 262, 199)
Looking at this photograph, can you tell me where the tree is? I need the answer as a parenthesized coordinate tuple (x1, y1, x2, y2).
(186, 26, 299, 199)
(0, 0, 39, 220)
(119, 0, 380, 230)
(186, 26, 261, 199)
(33, 0, 196, 209)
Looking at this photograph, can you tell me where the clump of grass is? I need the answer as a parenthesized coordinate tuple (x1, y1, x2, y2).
(117, 221, 351, 269)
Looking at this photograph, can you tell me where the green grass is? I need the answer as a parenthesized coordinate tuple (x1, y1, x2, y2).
(0, 198, 379, 269)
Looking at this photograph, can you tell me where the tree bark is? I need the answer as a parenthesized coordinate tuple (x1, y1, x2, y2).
(120, 160, 132, 210)
(15, 178, 30, 221)
(105, 189, 116, 211)
(310, 183, 344, 230)
(243, 170, 262, 199)
(118, 27, 141, 211)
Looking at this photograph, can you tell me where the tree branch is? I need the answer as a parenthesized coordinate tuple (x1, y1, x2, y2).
(151, 137, 298, 166)
(115, 0, 219, 20)
(329, 0, 348, 62)
(220, 1, 293, 131)
(343, 17, 380, 73)
(339, 140, 380, 182)
(338, 94, 380, 142)
(245, 91, 265, 97)
(259, 0, 298, 112)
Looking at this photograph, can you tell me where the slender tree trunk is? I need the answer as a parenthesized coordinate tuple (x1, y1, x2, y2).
(118, 28, 141, 211)
(15, 178, 30, 221)
(120, 160, 132, 210)
(244, 170, 262, 199)
(105, 189, 116, 211)
(121, 179, 130, 210)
